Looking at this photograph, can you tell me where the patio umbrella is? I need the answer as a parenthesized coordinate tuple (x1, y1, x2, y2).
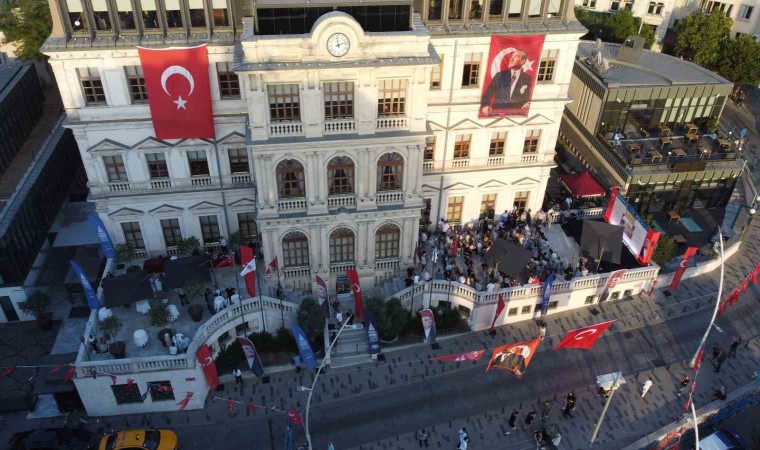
(558, 172, 606, 199)
(101, 270, 154, 307)
(480, 239, 533, 278)
(163, 255, 212, 290)
(580, 221, 624, 265)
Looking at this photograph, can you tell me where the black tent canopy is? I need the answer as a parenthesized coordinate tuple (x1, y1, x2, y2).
(480, 239, 533, 278)
(101, 270, 154, 307)
(163, 255, 212, 290)
(580, 221, 624, 265)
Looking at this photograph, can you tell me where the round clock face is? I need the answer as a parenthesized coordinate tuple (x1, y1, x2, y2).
(327, 33, 350, 57)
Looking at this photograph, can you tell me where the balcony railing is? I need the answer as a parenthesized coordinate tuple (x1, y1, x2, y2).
(327, 194, 356, 209)
(230, 174, 253, 185)
(376, 115, 409, 131)
(375, 258, 399, 270)
(191, 176, 213, 187)
(330, 262, 355, 275)
(278, 197, 308, 213)
(324, 119, 356, 135)
(283, 265, 311, 278)
(422, 154, 550, 174)
(90, 176, 224, 197)
(269, 121, 303, 137)
(375, 190, 404, 205)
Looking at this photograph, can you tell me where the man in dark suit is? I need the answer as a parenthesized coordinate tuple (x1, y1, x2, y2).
(480, 49, 532, 116)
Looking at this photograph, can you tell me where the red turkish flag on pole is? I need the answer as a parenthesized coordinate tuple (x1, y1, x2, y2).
(670, 247, 698, 289)
(195, 344, 220, 390)
(489, 294, 506, 333)
(553, 320, 615, 350)
(265, 257, 278, 276)
(137, 45, 215, 140)
(432, 349, 486, 362)
(240, 246, 256, 297)
(346, 269, 363, 319)
(287, 409, 304, 425)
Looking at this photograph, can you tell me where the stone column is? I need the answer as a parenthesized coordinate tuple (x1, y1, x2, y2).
(356, 222, 368, 265)
(308, 226, 321, 272)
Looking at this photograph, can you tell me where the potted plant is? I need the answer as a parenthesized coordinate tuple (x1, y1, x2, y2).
(20, 291, 53, 330)
(176, 236, 201, 257)
(115, 242, 136, 268)
(184, 279, 205, 322)
(149, 303, 174, 346)
(100, 316, 126, 359)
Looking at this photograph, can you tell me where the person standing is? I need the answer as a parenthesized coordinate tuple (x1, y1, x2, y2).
(293, 354, 302, 374)
(677, 375, 690, 396)
(233, 368, 243, 385)
(220, 236, 228, 254)
(711, 343, 723, 361)
(729, 337, 742, 358)
(327, 440, 335, 450)
(505, 409, 519, 435)
(540, 400, 552, 420)
(714, 350, 728, 373)
(416, 429, 429, 447)
(641, 377, 653, 397)
(563, 392, 576, 418)
(523, 411, 536, 430)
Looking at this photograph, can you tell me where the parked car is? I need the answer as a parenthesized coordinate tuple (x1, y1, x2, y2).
(98, 429, 178, 450)
(700, 429, 746, 450)
(9, 426, 95, 450)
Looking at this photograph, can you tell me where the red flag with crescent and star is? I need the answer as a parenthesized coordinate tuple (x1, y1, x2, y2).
(553, 320, 615, 350)
(489, 294, 506, 333)
(486, 337, 542, 378)
(195, 344, 219, 390)
(346, 268, 363, 319)
(137, 45, 215, 140)
(432, 349, 486, 362)
(670, 247, 698, 289)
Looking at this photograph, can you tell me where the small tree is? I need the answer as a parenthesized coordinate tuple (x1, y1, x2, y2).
(148, 302, 171, 328)
(115, 242, 136, 265)
(0, 0, 52, 60)
(100, 315, 122, 343)
(575, 8, 655, 48)
(176, 236, 201, 256)
(19, 291, 51, 319)
(652, 236, 677, 265)
(675, 10, 732, 65)
(184, 278, 204, 303)
(716, 35, 760, 85)
(297, 297, 326, 340)
(227, 231, 243, 253)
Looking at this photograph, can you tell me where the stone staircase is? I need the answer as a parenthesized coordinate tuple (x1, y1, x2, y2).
(720, 175, 748, 239)
(329, 325, 373, 368)
(368, 276, 406, 300)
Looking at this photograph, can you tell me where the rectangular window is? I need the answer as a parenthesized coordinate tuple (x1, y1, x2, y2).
(330, 231, 354, 263)
(446, 196, 464, 223)
(268, 84, 301, 122)
(523, 129, 541, 153)
(548, 0, 562, 16)
(480, 193, 497, 214)
(148, 381, 175, 401)
(521, 305, 532, 314)
(453, 134, 471, 159)
(283, 233, 309, 267)
(585, 295, 595, 304)
(623, 0, 634, 9)
(66, 0, 87, 31)
(624, 289, 633, 297)
(115, 0, 136, 29)
(536, 301, 558, 311)
(507, 0, 522, 18)
(489, 131, 507, 156)
(187, 0, 206, 27)
(164, 0, 183, 28)
(237, 212, 257, 242)
(610, 0, 620, 10)
(428, 0, 443, 20)
(424, 136, 435, 161)
(91, 0, 112, 30)
(125, 65, 147, 102)
(449, 0, 464, 20)
(375, 226, 400, 259)
(323, 82, 354, 120)
(78, 68, 106, 105)
(103, 155, 127, 182)
(738, 4, 754, 18)
(199, 215, 220, 243)
(111, 383, 143, 404)
(513, 191, 529, 212)
(140, 0, 160, 29)
(146, 153, 168, 178)
(469, 0, 484, 20)
(461, 52, 481, 88)
(187, 151, 209, 176)
(160, 218, 181, 247)
(527, 0, 541, 17)
(430, 55, 443, 90)
(537, 49, 558, 83)
(610, 291, 620, 301)
(377, 79, 407, 116)
(228, 148, 249, 173)
(212, 0, 229, 26)
(489, 0, 505, 18)
(507, 307, 518, 316)
(217, 62, 240, 99)
(582, 0, 596, 6)
(121, 221, 144, 249)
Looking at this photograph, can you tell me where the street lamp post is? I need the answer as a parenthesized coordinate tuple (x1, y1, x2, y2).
(689, 228, 724, 368)
(587, 372, 622, 450)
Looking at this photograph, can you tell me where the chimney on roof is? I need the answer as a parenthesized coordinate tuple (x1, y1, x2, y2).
(617, 36, 645, 63)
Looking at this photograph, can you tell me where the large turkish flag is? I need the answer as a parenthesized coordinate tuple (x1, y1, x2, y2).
(553, 320, 615, 350)
(195, 344, 219, 390)
(138, 45, 215, 140)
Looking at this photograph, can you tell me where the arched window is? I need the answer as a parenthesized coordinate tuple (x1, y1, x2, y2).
(328, 156, 354, 195)
(377, 152, 403, 192)
(276, 159, 305, 198)
(375, 223, 400, 259)
(329, 227, 355, 263)
(282, 231, 309, 267)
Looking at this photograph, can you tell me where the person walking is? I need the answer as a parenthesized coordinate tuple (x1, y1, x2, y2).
(728, 336, 742, 358)
(523, 411, 536, 430)
(417, 429, 429, 447)
(233, 368, 243, 385)
(677, 375, 690, 396)
(505, 409, 519, 435)
(293, 354, 302, 374)
(562, 392, 576, 418)
(457, 428, 469, 449)
(327, 440, 335, 450)
(711, 343, 723, 361)
(540, 400, 552, 420)
(714, 350, 728, 373)
(641, 377, 653, 397)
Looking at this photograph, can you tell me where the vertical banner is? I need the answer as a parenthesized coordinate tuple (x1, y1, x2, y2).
(137, 45, 215, 140)
(70, 260, 102, 310)
(479, 35, 545, 118)
(363, 307, 381, 355)
(87, 213, 116, 259)
(290, 325, 316, 371)
(419, 309, 437, 344)
(346, 269, 363, 319)
(176, 392, 194, 411)
(315, 275, 331, 318)
(639, 229, 661, 265)
(237, 337, 265, 377)
(239, 246, 256, 297)
(195, 344, 220, 390)
(599, 269, 626, 302)
(670, 247, 698, 289)
(540, 272, 556, 316)
(266, 257, 278, 276)
(489, 294, 506, 333)
(603, 187, 619, 223)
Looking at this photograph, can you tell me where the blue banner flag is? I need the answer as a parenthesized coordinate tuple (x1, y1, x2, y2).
(290, 325, 316, 371)
(88, 214, 116, 259)
(540, 272, 555, 316)
(70, 260, 102, 310)
(363, 307, 381, 355)
(284, 418, 293, 450)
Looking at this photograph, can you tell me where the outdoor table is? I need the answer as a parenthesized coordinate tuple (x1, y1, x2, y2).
(659, 137, 672, 148)
(135, 299, 150, 315)
(133, 329, 148, 348)
(668, 211, 681, 223)
(673, 235, 687, 245)
(167, 304, 180, 322)
(627, 143, 641, 154)
(658, 124, 671, 136)
(718, 139, 730, 150)
(685, 133, 699, 143)
(98, 307, 112, 321)
(685, 123, 698, 134)
(648, 150, 663, 162)
(673, 148, 687, 157)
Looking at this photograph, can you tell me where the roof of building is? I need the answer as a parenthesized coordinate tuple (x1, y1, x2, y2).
(576, 41, 731, 87)
(0, 62, 26, 101)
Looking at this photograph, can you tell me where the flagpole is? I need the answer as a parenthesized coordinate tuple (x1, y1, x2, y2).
(256, 255, 266, 334)
(689, 228, 724, 368)
(276, 259, 285, 330)
(691, 398, 700, 450)
(587, 371, 621, 450)
(233, 251, 245, 325)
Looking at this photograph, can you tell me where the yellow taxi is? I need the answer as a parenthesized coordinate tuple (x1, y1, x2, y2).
(98, 429, 178, 450)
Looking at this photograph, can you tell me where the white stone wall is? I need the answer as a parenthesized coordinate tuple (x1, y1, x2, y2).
(574, 0, 679, 44)
(669, 0, 760, 39)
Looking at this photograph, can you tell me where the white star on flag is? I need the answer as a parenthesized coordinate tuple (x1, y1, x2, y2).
(174, 95, 188, 110)
(522, 59, 535, 72)
(240, 257, 256, 277)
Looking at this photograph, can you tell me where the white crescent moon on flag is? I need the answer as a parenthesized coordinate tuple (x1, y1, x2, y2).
(490, 47, 516, 78)
(160, 65, 195, 97)
(203, 356, 213, 366)
(680, 260, 689, 268)
(573, 329, 598, 340)
(353, 283, 361, 293)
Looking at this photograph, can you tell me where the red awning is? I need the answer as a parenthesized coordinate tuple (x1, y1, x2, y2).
(558, 172, 606, 198)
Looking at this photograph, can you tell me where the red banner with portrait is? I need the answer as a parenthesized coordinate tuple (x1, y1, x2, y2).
(479, 35, 545, 118)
